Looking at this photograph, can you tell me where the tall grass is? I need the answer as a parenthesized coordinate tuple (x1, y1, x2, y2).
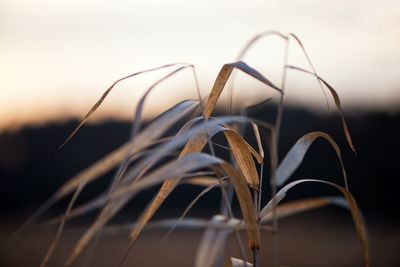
(18, 31, 369, 267)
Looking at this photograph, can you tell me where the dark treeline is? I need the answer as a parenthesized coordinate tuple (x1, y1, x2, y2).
(0, 106, 399, 221)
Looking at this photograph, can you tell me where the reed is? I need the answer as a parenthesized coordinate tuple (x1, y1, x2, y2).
(20, 31, 370, 267)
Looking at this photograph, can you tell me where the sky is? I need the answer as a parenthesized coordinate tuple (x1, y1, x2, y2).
(1, 0, 399, 130)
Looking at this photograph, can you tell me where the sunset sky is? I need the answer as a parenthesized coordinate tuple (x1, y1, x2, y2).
(1, 0, 399, 130)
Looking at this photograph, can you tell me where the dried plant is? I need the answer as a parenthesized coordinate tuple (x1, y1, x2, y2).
(17, 31, 370, 267)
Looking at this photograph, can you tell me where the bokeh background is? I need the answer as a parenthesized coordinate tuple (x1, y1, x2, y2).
(1, 1, 399, 266)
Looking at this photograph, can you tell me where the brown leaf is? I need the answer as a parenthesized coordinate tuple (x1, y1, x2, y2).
(128, 133, 209, 244)
(218, 163, 260, 251)
(60, 63, 192, 148)
(66, 153, 223, 265)
(260, 197, 336, 223)
(251, 121, 264, 159)
(224, 129, 260, 189)
(203, 61, 281, 119)
(56, 100, 199, 202)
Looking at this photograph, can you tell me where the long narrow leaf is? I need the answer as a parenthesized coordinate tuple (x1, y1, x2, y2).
(203, 61, 281, 119)
(275, 131, 347, 188)
(218, 163, 260, 251)
(260, 179, 370, 267)
(66, 153, 223, 265)
(260, 197, 345, 223)
(127, 133, 209, 248)
(224, 129, 260, 189)
(60, 63, 192, 147)
(287, 65, 356, 153)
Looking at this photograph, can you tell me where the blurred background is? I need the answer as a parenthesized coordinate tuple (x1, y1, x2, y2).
(1, 0, 399, 266)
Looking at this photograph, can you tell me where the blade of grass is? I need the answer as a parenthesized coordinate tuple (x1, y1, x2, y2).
(126, 132, 209, 250)
(164, 177, 227, 241)
(13, 100, 199, 240)
(275, 131, 348, 189)
(60, 63, 194, 148)
(224, 129, 260, 189)
(251, 122, 264, 160)
(204, 61, 282, 119)
(218, 163, 261, 251)
(288, 33, 330, 108)
(181, 175, 219, 187)
(66, 153, 224, 265)
(259, 179, 370, 267)
(260, 197, 345, 223)
(286, 65, 356, 153)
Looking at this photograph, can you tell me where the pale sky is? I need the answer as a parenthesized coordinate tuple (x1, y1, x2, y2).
(1, 0, 399, 130)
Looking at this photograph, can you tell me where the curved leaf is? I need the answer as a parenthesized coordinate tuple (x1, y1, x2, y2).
(65, 153, 223, 265)
(224, 129, 260, 189)
(203, 61, 281, 119)
(260, 179, 370, 267)
(260, 197, 345, 223)
(218, 163, 260, 251)
(275, 131, 347, 188)
(287, 65, 356, 153)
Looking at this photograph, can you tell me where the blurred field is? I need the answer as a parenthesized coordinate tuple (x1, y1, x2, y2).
(1, 210, 399, 267)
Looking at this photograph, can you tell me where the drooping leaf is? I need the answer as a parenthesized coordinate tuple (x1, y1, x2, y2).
(218, 163, 261, 251)
(164, 178, 223, 240)
(259, 179, 370, 267)
(60, 63, 193, 147)
(224, 129, 260, 189)
(260, 197, 345, 223)
(13, 100, 199, 239)
(275, 131, 347, 188)
(60, 100, 199, 199)
(203, 61, 281, 119)
(103, 217, 243, 236)
(65, 153, 223, 265)
(127, 133, 209, 246)
(287, 65, 356, 153)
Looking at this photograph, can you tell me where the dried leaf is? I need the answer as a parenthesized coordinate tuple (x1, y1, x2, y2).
(66, 153, 223, 265)
(260, 197, 343, 223)
(104, 217, 243, 236)
(165, 179, 222, 240)
(218, 163, 260, 250)
(224, 129, 260, 189)
(287, 65, 356, 153)
(251, 122, 264, 159)
(128, 133, 209, 245)
(60, 63, 192, 147)
(236, 31, 288, 60)
(203, 61, 281, 119)
(259, 179, 370, 267)
(275, 131, 347, 188)
(14, 100, 199, 238)
(56, 100, 199, 202)
(182, 176, 219, 187)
